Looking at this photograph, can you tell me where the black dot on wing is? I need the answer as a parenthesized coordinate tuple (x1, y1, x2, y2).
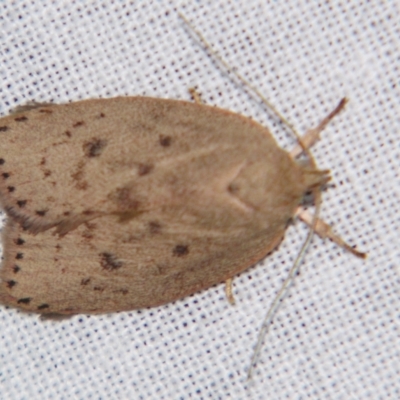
(6, 280, 17, 288)
(81, 278, 91, 285)
(173, 244, 189, 257)
(99, 252, 123, 271)
(17, 297, 31, 304)
(14, 116, 28, 122)
(35, 210, 48, 216)
(83, 138, 108, 157)
(138, 163, 154, 176)
(17, 200, 27, 208)
(148, 221, 162, 234)
(159, 135, 172, 147)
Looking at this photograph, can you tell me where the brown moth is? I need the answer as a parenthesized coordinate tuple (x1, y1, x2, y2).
(0, 96, 333, 314)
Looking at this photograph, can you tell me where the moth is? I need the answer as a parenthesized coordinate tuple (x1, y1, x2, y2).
(0, 96, 364, 315)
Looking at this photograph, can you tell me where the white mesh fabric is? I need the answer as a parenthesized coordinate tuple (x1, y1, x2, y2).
(0, 1, 398, 399)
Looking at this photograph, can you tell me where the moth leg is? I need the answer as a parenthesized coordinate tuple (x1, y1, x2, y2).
(189, 87, 203, 104)
(225, 278, 236, 305)
(290, 98, 347, 158)
(295, 207, 366, 258)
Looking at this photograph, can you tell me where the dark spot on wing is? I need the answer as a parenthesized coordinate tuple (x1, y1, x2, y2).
(138, 163, 154, 176)
(0, 126, 9, 132)
(7, 186, 15, 192)
(71, 161, 88, 190)
(51, 139, 69, 148)
(6, 280, 17, 288)
(2, 172, 9, 179)
(93, 286, 105, 292)
(148, 221, 162, 234)
(83, 210, 95, 216)
(64, 130, 72, 138)
(228, 183, 240, 194)
(17, 297, 31, 304)
(159, 135, 172, 147)
(38, 304, 50, 310)
(0, 158, 5, 164)
(81, 278, 91, 285)
(35, 210, 48, 216)
(14, 238, 25, 245)
(99, 252, 123, 271)
(15, 116, 28, 122)
(98, 113, 105, 118)
(16, 253, 23, 260)
(83, 138, 108, 157)
(113, 187, 141, 211)
(43, 170, 51, 177)
(13, 265, 21, 273)
(35, 210, 49, 217)
(17, 200, 27, 208)
(173, 244, 189, 257)
(73, 121, 84, 128)
(39, 109, 52, 114)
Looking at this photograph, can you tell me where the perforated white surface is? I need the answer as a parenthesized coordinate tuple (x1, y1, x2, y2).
(0, 1, 398, 399)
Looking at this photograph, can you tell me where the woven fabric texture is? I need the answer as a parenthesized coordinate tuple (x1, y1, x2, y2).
(0, 1, 398, 399)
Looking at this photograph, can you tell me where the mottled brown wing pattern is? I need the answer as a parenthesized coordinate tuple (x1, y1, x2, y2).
(0, 96, 316, 314)
(0, 97, 281, 234)
(0, 210, 285, 314)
